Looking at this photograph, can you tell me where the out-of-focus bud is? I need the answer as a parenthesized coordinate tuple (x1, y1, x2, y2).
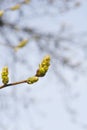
(10, 4, 21, 11)
(14, 39, 29, 51)
(0, 10, 4, 17)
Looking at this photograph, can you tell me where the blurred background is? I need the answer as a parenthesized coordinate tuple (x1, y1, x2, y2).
(0, 0, 87, 130)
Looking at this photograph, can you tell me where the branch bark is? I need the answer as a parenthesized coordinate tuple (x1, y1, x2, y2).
(0, 80, 27, 89)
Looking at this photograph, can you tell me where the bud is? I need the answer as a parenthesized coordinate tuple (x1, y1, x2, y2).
(10, 4, 21, 11)
(0, 10, 4, 17)
(27, 76, 39, 84)
(1, 66, 9, 85)
(36, 55, 50, 77)
(14, 39, 29, 51)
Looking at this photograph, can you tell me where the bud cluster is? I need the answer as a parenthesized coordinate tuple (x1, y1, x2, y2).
(26, 55, 50, 85)
(0, 55, 50, 87)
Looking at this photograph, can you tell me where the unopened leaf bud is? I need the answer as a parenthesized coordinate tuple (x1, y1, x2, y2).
(27, 76, 39, 84)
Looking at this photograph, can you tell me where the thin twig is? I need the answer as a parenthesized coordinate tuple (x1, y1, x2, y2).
(0, 80, 27, 89)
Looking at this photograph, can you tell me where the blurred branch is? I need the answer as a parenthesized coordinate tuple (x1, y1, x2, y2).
(0, 0, 30, 17)
(0, 21, 84, 71)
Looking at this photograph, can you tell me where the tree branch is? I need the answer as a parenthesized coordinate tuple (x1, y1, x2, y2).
(0, 80, 27, 89)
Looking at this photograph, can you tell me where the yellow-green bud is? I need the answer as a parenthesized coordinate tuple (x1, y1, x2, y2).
(1, 66, 9, 85)
(17, 39, 29, 47)
(36, 68, 46, 77)
(10, 4, 21, 11)
(0, 10, 4, 17)
(27, 76, 39, 84)
(2, 77, 9, 85)
(36, 55, 50, 77)
(14, 39, 29, 51)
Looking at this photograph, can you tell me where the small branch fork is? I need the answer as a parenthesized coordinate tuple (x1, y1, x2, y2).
(0, 55, 50, 90)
